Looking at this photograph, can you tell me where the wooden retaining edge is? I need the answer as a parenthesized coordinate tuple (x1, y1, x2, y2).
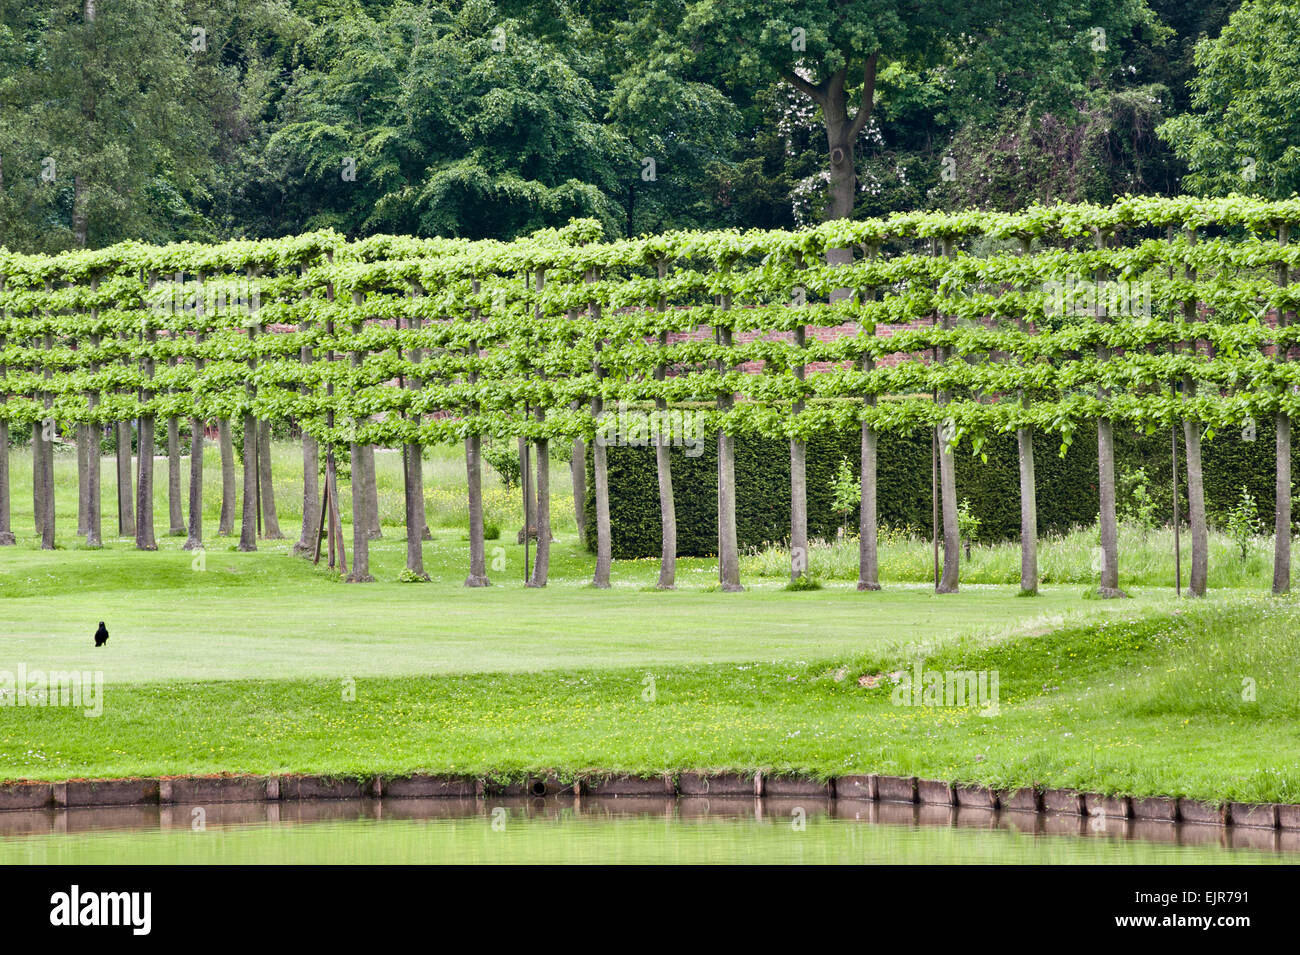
(918, 778, 956, 806)
(995, 787, 1041, 813)
(1131, 796, 1178, 822)
(583, 774, 676, 797)
(0, 773, 1295, 833)
(1084, 793, 1131, 819)
(1042, 788, 1086, 815)
(678, 771, 756, 797)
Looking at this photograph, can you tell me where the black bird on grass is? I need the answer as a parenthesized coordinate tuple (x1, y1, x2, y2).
(94, 622, 109, 647)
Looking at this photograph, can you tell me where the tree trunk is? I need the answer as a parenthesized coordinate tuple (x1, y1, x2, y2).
(326, 452, 347, 576)
(717, 424, 742, 591)
(116, 420, 134, 536)
(83, 321, 102, 548)
(1017, 424, 1038, 595)
(238, 414, 258, 551)
(293, 316, 320, 556)
(403, 443, 427, 578)
(66, 285, 84, 541)
(36, 415, 54, 549)
(465, 433, 490, 586)
(0, 322, 14, 544)
(35, 334, 55, 550)
(239, 292, 259, 551)
(346, 290, 372, 580)
(320, 254, 347, 575)
(935, 240, 959, 593)
(1180, 231, 1207, 597)
(571, 433, 587, 543)
(1095, 230, 1125, 598)
(76, 423, 90, 536)
(1276, 414, 1291, 594)
(40, 381, 54, 547)
(654, 403, 677, 590)
(782, 53, 877, 258)
(135, 292, 159, 552)
(135, 414, 156, 550)
(858, 421, 879, 590)
(1097, 418, 1125, 597)
(789, 325, 807, 583)
(184, 291, 206, 552)
(716, 315, 743, 592)
(653, 276, 676, 588)
(937, 422, 959, 592)
(588, 269, 612, 588)
(85, 420, 100, 547)
(1015, 241, 1037, 595)
(1183, 398, 1208, 597)
(72, 175, 89, 249)
(257, 419, 282, 538)
(32, 419, 44, 542)
(0, 420, 15, 545)
(346, 440, 374, 581)
(790, 438, 807, 583)
(401, 304, 427, 559)
(515, 435, 538, 542)
(166, 415, 184, 535)
(218, 418, 235, 535)
(857, 269, 880, 591)
(526, 432, 551, 588)
(361, 443, 380, 539)
(591, 399, 612, 588)
(293, 430, 319, 556)
(818, 64, 874, 222)
(184, 417, 203, 551)
(464, 280, 490, 586)
(1275, 225, 1291, 595)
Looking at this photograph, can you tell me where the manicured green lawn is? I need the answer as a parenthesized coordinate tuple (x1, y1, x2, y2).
(2, 550, 1297, 803)
(1, 443, 1295, 803)
(0, 532, 1165, 683)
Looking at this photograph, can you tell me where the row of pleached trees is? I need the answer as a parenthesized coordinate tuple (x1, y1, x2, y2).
(3, 196, 1300, 596)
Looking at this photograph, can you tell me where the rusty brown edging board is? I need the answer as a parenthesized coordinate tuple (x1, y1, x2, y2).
(0, 774, 1294, 832)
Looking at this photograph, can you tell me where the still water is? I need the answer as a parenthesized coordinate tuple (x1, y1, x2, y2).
(0, 796, 1293, 864)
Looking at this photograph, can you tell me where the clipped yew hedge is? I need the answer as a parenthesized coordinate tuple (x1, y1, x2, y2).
(587, 428, 1291, 558)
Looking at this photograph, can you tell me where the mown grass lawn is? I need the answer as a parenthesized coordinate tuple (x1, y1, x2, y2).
(0, 444, 1296, 802)
(3, 559, 1297, 803)
(0, 542, 1167, 683)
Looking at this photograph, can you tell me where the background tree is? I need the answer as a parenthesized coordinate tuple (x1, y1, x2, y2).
(1159, 0, 1300, 198)
(267, 0, 628, 239)
(623, 0, 1158, 230)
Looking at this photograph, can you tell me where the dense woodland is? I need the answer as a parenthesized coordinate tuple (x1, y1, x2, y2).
(0, 0, 1286, 252)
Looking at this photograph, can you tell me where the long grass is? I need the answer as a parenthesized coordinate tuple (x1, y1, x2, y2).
(741, 523, 1286, 590)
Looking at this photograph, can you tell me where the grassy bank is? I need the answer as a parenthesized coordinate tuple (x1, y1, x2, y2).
(742, 523, 1289, 590)
(2, 594, 1297, 803)
(0, 441, 1295, 803)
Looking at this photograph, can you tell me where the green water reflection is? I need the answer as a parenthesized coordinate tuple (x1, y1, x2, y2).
(0, 798, 1292, 864)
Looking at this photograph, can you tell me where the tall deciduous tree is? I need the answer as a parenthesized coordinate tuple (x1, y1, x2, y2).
(624, 0, 1153, 228)
(1159, 0, 1300, 198)
(1158, 0, 1300, 593)
(268, 0, 627, 240)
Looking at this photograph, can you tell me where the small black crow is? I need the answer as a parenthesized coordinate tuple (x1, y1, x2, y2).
(94, 622, 109, 647)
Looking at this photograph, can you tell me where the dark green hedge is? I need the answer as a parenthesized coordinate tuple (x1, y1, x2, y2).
(585, 425, 1294, 559)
